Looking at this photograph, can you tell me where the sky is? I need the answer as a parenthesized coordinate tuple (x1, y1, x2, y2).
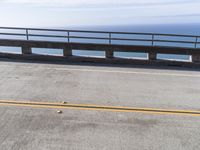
(0, 0, 200, 27)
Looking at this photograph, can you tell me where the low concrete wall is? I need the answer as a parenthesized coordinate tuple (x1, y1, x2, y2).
(0, 52, 200, 68)
(192, 54, 200, 63)
(63, 46, 72, 57)
(0, 39, 200, 67)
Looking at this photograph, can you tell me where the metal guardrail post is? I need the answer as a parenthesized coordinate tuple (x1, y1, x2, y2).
(109, 33, 111, 44)
(106, 33, 113, 58)
(67, 31, 70, 43)
(195, 37, 198, 48)
(64, 31, 72, 56)
(152, 34, 154, 46)
(149, 34, 157, 60)
(26, 29, 29, 40)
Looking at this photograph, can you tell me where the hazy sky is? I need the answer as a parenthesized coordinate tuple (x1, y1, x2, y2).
(0, 0, 200, 27)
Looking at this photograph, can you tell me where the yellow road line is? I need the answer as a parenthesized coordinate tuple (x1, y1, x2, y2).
(0, 100, 200, 116)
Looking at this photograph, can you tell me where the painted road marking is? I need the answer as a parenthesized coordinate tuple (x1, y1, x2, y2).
(0, 63, 200, 78)
(53, 68, 200, 78)
(0, 100, 200, 116)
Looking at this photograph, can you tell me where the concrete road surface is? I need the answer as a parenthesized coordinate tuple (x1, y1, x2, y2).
(0, 59, 200, 150)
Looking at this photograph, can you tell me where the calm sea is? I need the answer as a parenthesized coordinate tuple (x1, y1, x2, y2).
(1, 24, 200, 61)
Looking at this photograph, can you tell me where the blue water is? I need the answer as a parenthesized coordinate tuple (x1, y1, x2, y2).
(1, 24, 200, 61)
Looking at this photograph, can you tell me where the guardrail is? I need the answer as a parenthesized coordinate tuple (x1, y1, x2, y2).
(0, 27, 200, 64)
(0, 27, 199, 48)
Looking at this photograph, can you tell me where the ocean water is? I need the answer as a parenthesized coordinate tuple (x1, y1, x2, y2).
(0, 24, 200, 61)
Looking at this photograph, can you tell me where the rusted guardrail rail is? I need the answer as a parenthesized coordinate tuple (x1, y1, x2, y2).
(0, 27, 199, 63)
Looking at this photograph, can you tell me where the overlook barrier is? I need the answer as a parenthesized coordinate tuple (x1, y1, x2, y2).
(0, 27, 200, 65)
